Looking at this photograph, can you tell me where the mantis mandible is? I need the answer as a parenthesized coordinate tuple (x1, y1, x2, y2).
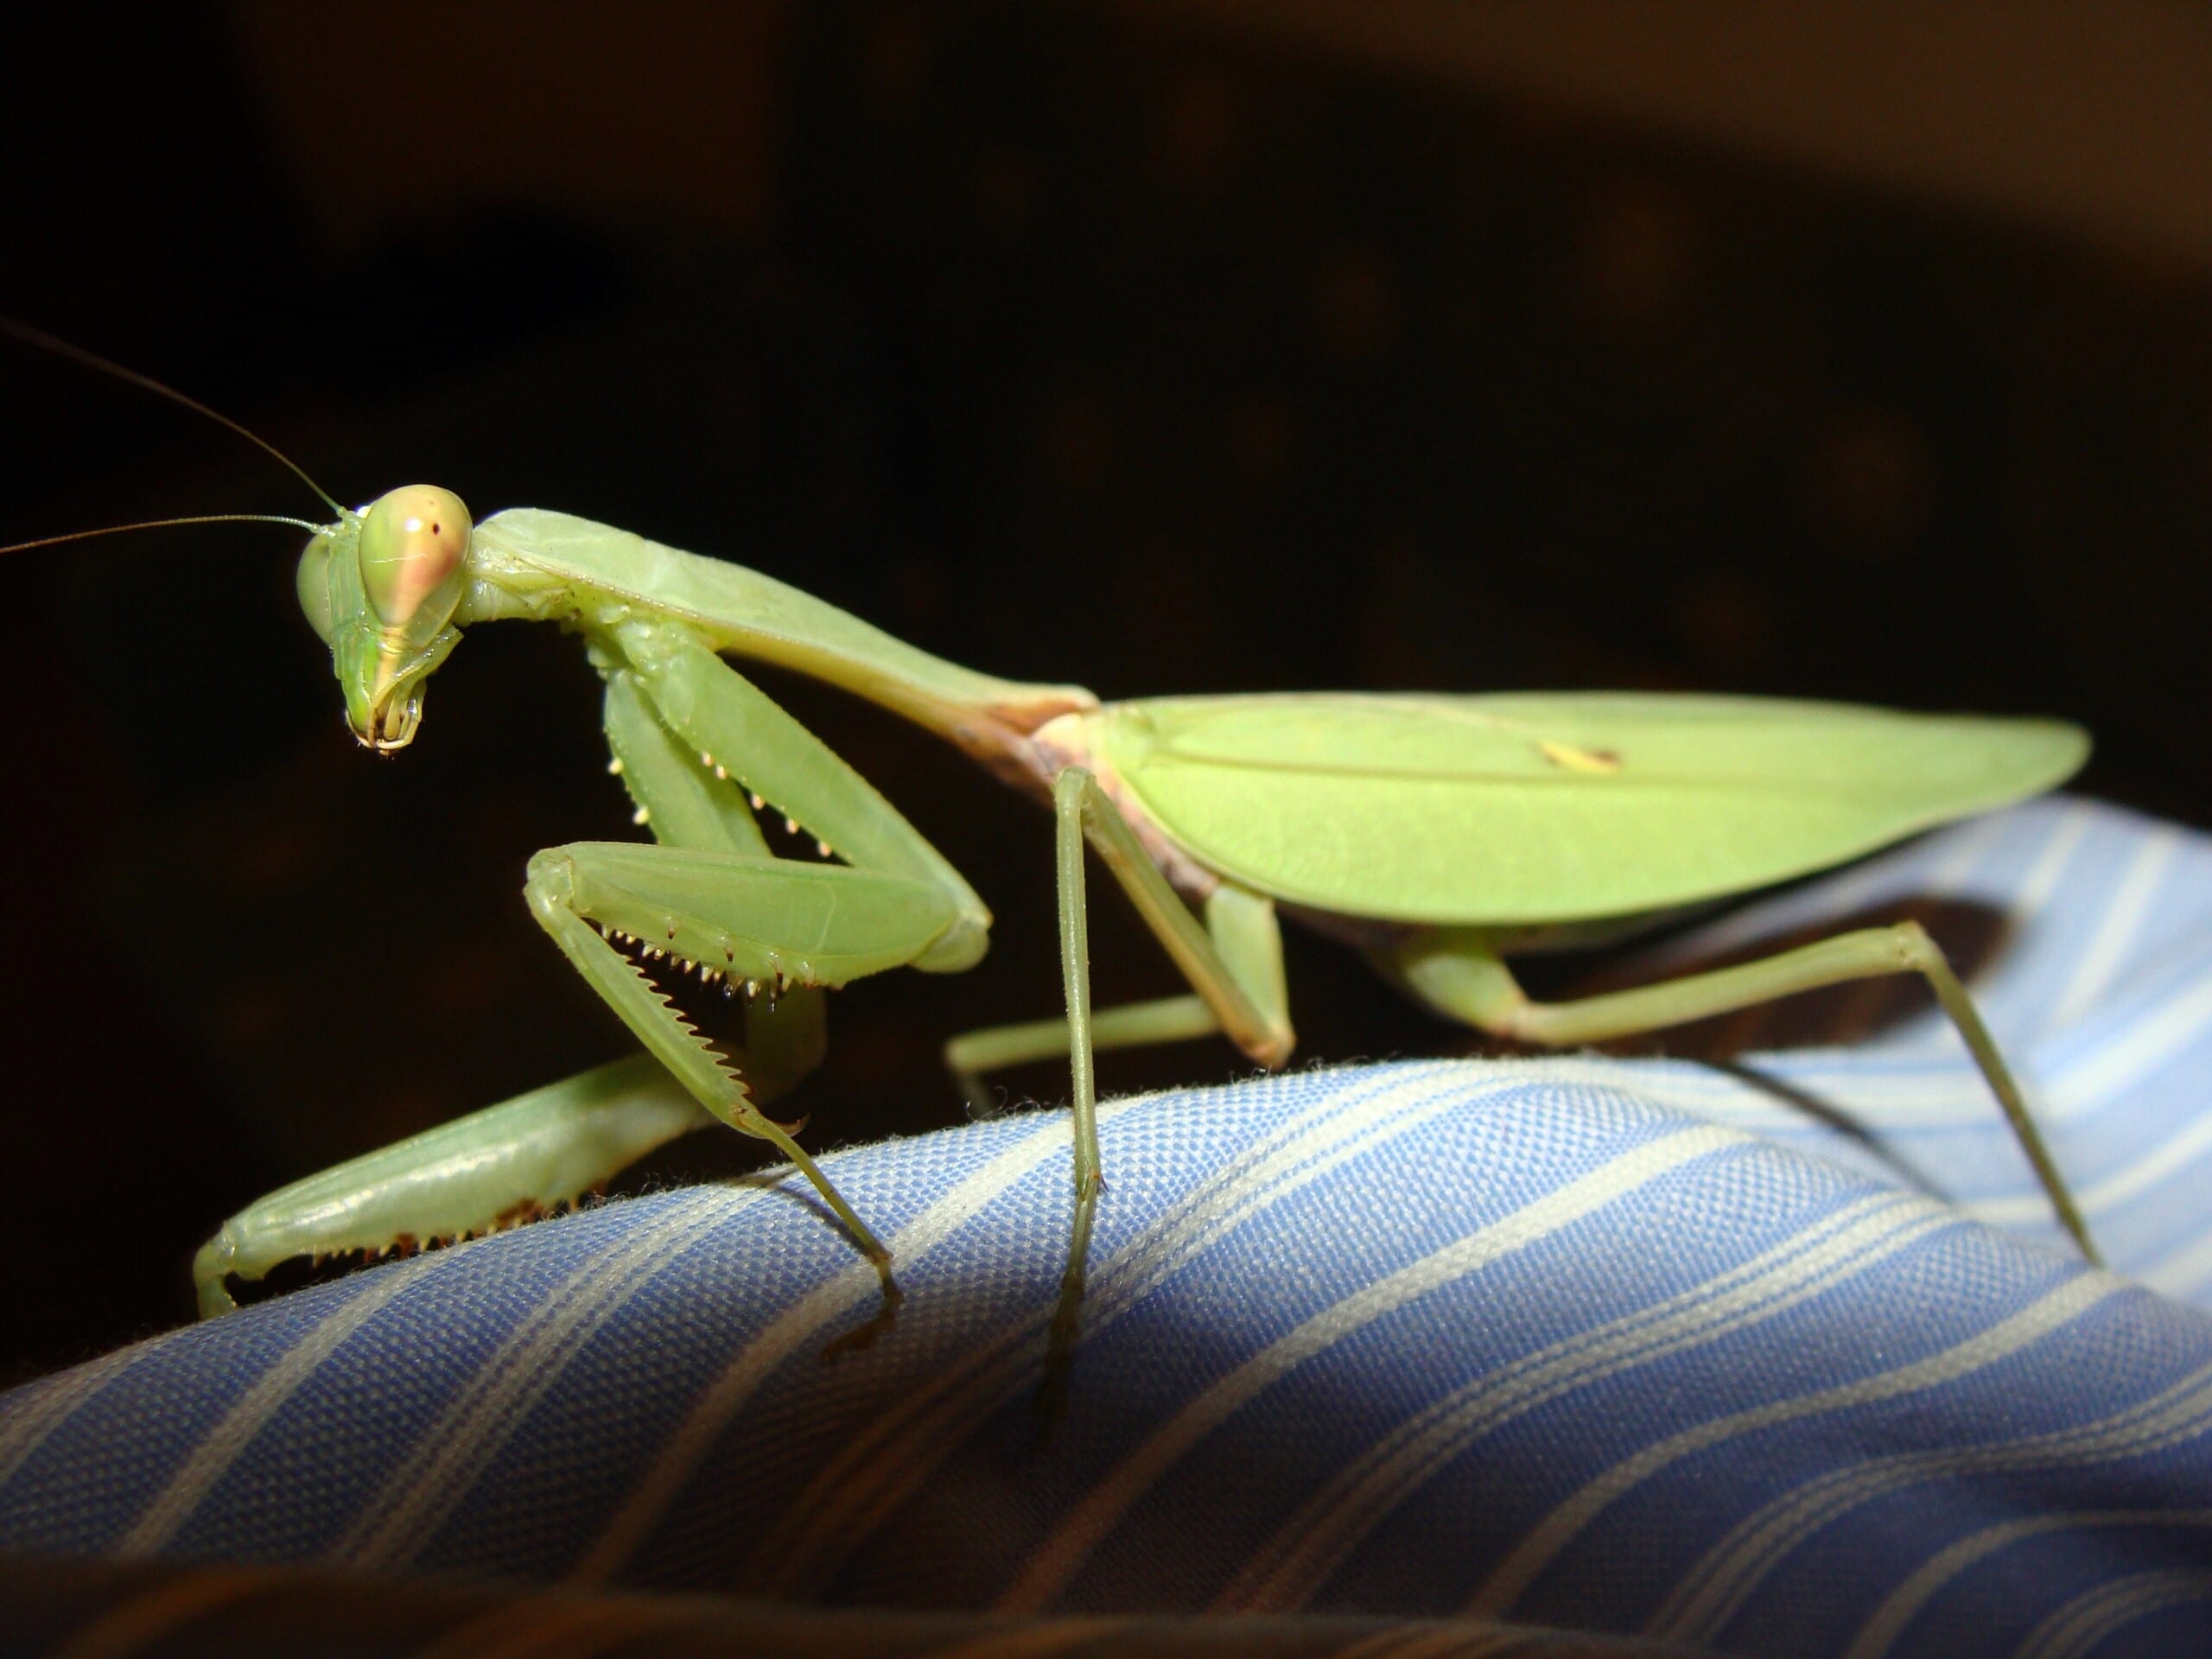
(5, 324, 2101, 1338)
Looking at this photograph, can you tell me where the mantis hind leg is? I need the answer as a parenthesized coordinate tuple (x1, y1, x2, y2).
(1389, 924, 2101, 1265)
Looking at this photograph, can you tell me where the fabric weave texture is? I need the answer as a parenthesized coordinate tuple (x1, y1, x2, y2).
(4, 795, 2212, 1657)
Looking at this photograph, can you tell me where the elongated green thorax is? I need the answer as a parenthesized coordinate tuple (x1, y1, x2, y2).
(460, 509, 1096, 785)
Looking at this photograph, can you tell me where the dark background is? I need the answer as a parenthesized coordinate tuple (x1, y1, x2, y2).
(2, 3, 2208, 1384)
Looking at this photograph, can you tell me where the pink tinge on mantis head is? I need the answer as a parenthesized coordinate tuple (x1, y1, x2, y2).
(359, 485, 471, 631)
(327, 485, 474, 752)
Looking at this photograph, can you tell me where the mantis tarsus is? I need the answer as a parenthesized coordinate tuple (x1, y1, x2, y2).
(6, 324, 2102, 1347)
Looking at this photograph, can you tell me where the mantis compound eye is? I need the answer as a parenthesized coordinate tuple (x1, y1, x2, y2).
(358, 485, 473, 635)
(295, 534, 337, 643)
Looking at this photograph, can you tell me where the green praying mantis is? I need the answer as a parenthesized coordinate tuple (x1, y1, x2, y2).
(5, 323, 2101, 1340)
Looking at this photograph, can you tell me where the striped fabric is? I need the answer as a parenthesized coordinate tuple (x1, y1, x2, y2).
(5, 795, 2212, 1656)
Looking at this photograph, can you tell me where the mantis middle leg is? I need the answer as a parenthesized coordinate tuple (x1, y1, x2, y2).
(1387, 923, 2101, 1264)
(949, 766, 1295, 1198)
(945, 767, 1294, 1405)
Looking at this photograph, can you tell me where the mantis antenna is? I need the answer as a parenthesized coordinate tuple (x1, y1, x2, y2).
(0, 514, 331, 558)
(0, 314, 346, 522)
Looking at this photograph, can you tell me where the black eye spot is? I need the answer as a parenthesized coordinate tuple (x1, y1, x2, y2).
(430, 522, 442, 534)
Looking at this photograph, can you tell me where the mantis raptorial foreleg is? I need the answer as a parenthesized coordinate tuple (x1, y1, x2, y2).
(1388, 922, 2101, 1265)
(196, 620, 995, 1314)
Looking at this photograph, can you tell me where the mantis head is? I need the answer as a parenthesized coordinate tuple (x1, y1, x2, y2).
(0, 324, 474, 753)
(297, 485, 474, 751)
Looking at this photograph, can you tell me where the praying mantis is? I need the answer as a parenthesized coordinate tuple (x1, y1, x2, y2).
(4, 325, 2101, 1337)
